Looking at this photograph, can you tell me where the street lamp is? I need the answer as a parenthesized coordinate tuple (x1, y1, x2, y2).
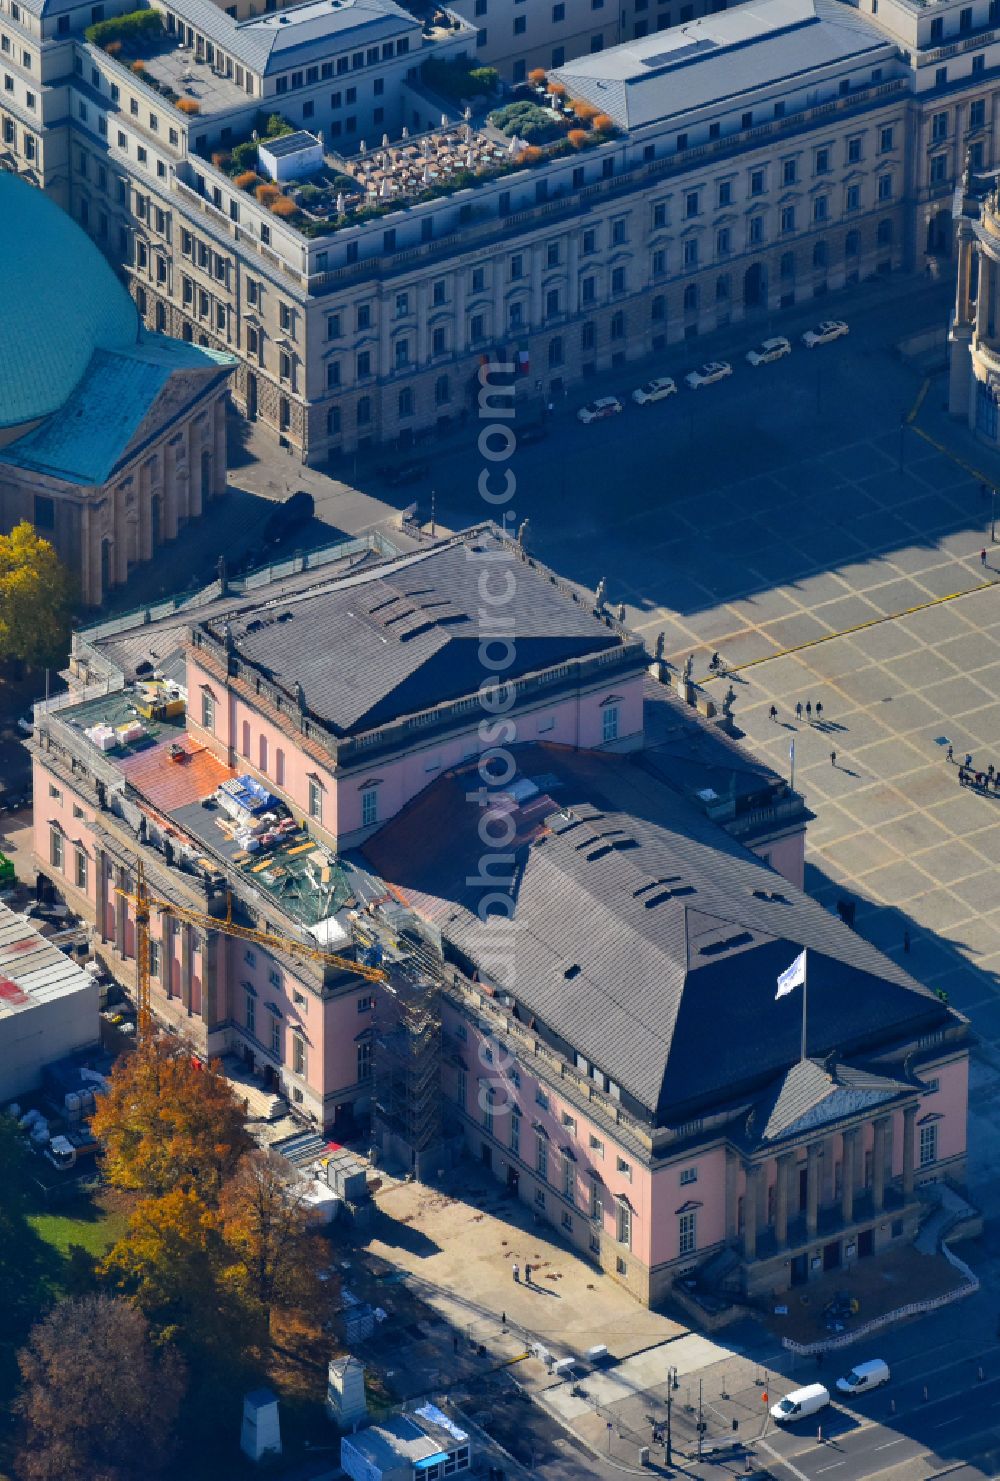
(665, 1384, 673, 1466)
(992, 486, 997, 543)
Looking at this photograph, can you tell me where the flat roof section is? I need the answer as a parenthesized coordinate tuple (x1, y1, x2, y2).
(0, 904, 97, 1018)
(550, 0, 895, 129)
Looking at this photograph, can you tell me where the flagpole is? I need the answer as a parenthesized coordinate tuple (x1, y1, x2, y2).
(800, 950, 808, 1061)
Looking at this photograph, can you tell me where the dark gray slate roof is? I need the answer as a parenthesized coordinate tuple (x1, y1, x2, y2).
(550, 0, 894, 130)
(206, 528, 630, 737)
(754, 1059, 912, 1146)
(361, 744, 954, 1125)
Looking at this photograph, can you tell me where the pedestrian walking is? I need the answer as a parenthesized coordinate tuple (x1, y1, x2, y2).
(806, 701, 812, 719)
(903, 929, 911, 954)
(524, 1263, 532, 1284)
(815, 701, 824, 722)
(769, 704, 778, 722)
(966, 753, 974, 768)
(959, 767, 968, 786)
(796, 702, 803, 721)
(989, 764, 996, 781)
(947, 744, 954, 763)
(982, 548, 988, 566)
(502, 1311, 507, 1327)
(830, 751, 837, 767)
(512, 1263, 520, 1283)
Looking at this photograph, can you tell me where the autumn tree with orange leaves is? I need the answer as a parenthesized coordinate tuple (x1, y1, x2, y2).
(91, 1035, 249, 1199)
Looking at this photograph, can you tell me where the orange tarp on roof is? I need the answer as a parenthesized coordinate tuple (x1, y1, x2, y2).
(117, 735, 234, 814)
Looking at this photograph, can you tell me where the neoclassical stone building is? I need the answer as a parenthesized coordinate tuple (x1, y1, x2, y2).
(0, 172, 234, 604)
(949, 162, 1000, 446)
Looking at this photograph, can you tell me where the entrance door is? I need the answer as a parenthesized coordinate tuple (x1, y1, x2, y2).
(481, 1143, 492, 1169)
(799, 1167, 808, 1212)
(507, 1165, 519, 1193)
(790, 1253, 808, 1286)
(743, 261, 767, 309)
(823, 1240, 841, 1271)
(100, 538, 112, 598)
(246, 372, 258, 421)
(857, 1227, 874, 1259)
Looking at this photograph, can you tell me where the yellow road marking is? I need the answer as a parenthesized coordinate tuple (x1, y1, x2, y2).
(709, 572, 1000, 677)
(907, 377, 931, 424)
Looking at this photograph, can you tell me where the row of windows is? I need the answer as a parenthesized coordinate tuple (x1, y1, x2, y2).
(681, 167, 894, 224)
(2, 70, 33, 107)
(270, 34, 409, 94)
(0, 111, 35, 157)
(49, 828, 88, 891)
(327, 222, 895, 380)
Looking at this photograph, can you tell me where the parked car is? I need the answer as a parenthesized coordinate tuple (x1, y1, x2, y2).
(377, 458, 431, 487)
(801, 319, 849, 348)
(632, 376, 678, 406)
(684, 361, 733, 390)
(836, 1359, 890, 1395)
(577, 396, 623, 424)
(770, 1385, 830, 1424)
(261, 488, 315, 545)
(746, 336, 792, 367)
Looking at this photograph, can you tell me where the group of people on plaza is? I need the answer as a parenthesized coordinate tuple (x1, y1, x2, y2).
(768, 701, 826, 724)
(947, 746, 1000, 793)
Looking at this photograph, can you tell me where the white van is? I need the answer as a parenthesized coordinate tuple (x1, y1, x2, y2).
(836, 1359, 890, 1395)
(770, 1384, 830, 1423)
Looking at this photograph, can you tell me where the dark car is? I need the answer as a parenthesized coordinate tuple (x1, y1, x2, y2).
(261, 489, 315, 546)
(377, 459, 431, 487)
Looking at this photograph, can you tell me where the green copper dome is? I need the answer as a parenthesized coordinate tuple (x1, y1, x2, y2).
(0, 173, 139, 429)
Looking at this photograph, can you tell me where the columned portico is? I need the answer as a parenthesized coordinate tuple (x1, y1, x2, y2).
(734, 1055, 939, 1299)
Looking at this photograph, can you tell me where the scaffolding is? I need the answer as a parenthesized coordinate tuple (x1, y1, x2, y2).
(371, 967, 444, 1178)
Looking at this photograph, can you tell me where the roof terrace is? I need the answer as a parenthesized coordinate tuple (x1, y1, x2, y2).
(137, 38, 253, 115)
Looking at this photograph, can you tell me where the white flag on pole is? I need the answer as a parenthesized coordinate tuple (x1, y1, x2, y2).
(776, 949, 806, 999)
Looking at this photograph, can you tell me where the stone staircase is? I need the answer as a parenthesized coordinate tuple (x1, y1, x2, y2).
(915, 1181, 982, 1255)
(219, 1054, 286, 1121)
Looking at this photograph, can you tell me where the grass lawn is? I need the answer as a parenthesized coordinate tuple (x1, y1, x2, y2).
(26, 1194, 129, 1267)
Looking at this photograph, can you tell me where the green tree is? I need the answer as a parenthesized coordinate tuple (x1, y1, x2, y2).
(15, 1295, 185, 1481)
(0, 522, 72, 667)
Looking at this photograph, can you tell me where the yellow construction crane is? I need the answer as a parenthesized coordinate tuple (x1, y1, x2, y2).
(119, 857, 385, 1042)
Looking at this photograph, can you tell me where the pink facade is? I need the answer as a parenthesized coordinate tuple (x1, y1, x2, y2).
(187, 651, 645, 844)
(34, 771, 100, 910)
(650, 1146, 729, 1267)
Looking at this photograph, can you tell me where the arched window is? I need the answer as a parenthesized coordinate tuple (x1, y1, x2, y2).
(813, 240, 828, 269)
(241, 720, 250, 758)
(845, 230, 860, 257)
(877, 218, 893, 245)
(275, 748, 285, 787)
(259, 734, 268, 774)
(683, 283, 699, 312)
(610, 311, 625, 339)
